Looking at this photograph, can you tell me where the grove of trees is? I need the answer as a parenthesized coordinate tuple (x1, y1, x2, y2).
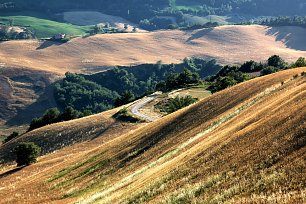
(0, 25, 35, 40)
(260, 16, 306, 28)
(24, 56, 305, 132)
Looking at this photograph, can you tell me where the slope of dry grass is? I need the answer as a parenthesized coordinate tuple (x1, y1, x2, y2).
(0, 25, 305, 75)
(0, 67, 59, 135)
(1, 25, 306, 132)
(0, 68, 305, 204)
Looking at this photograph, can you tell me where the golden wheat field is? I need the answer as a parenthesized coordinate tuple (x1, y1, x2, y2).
(0, 68, 305, 204)
(0, 25, 305, 75)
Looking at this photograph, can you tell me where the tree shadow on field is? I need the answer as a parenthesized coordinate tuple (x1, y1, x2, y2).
(36, 40, 63, 50)
(186, 28, 213, 42)
(0, 166, 24, 179)
(265, 26, 306, 51)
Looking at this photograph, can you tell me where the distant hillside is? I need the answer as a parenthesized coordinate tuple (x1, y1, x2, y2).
(1, 0, 305, 22)
(0, 68, 305, 203)
(0, 0, 169, 23)
(0, 25, 305, 75)
(175, 0, 306, 16)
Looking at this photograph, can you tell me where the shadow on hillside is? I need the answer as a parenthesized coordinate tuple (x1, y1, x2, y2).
(0, 167, 24, 179)
(36, 40, 63, 50)
(266, 26, 306, 51)
(6, 85, 57, 126)
(186, 28, 213, 42)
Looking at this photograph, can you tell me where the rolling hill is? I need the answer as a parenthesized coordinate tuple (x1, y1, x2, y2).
(0, 25, 306, 75)
(1, 24, 306, 131)
(0, 68, 305, 203)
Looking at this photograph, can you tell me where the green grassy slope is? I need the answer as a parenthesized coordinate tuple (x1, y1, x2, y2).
(0, 16, 91, 38)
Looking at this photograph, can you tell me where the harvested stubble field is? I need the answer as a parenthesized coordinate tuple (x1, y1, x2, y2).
(0, 68, 305, 204)
(0, 25, 305, 75)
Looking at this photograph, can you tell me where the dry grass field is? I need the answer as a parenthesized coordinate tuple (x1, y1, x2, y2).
(0, 67, 59, 135)
(0, 25, 305, 75)
(0, 68, 305, 204)
(1, 24, 306, 128)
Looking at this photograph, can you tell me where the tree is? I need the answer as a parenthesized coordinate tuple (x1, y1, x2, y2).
(261, 66, 279, 76)
(177, 68, 194, 86)
(4, 132, 19, 143)
(60, 107, 80, 121)
(114, 91, 135, 107)
(92, 24, 102, 34)
(177, 68, 200, 86)
(41, 108, 61, 124)
(28, 108, 61, 132)
(209, 76, 237, 93)
(267, 55, 285, 68)
(15, 142, 41, 166)
(239, 60, 262, 72)
(293, 57, 306, 67)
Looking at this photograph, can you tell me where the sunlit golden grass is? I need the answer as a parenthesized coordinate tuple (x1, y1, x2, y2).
(0, 68, 305, 204)
(0, 25, 306, 75)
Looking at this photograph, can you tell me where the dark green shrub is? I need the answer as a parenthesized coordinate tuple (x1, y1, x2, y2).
(4, 132, 19, 143)
(156, 69, 201, 92)
(239, 60, 263, 72)
(113, 108, 140, 123)
(267, 55, 286, 68)
(28, 107, 83, 132)
(260, 66, 279, 76)
(59, 106, 81, 121)
(209, 76, 238, 93)
(293, 57, 306, 68)
(15, 142, 41, 167)
(28, 108, 61, 131)
(115, 91, 136, 107)
(157, 96, 198, 114)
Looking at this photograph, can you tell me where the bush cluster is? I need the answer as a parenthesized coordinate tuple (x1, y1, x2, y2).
(208, 55, 305, 93)
(156, 69, 201, 92)
(28, 107, 89, 132)
(15, 142, 41, 166)
(156, 96, 198, 114)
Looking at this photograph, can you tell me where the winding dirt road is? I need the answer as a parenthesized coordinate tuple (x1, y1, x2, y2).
(130, 93, 161, 122)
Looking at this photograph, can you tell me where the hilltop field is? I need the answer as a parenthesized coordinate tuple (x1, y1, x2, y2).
(0, 68, 305, 203)
(0, 25, 306, 75)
